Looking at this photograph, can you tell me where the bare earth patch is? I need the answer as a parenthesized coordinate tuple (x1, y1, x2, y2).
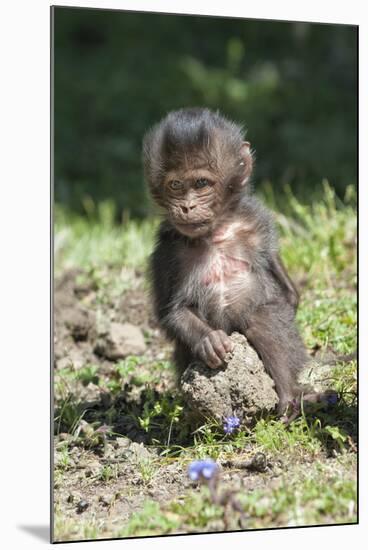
(53, 268, 357, 542)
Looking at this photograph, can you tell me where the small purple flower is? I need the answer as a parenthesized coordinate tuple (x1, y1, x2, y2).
(223, 415, 241, 434)
(326, 392, 339, 406)
(188, 459, 219, 481)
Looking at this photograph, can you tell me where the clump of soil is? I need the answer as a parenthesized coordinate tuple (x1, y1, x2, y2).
(180, 332, 279, 423)
(54, 269, 152, 371)
(94, 321, 147, 360)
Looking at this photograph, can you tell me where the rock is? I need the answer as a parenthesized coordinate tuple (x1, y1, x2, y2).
(55, 349, 86, 370)
(114, 437, 131, 450)
(55, 356, 73, 370)
(180, 332, 279, 423)
(94, 322, 146, 360)
(121, 442, 153, 463)
(65, 308, 92, 341)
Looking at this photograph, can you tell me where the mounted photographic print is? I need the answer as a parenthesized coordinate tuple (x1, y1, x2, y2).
(52, 5, 358, 543)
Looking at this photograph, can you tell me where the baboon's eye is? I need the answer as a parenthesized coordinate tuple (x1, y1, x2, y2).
(195, 178, 209, 189)
(169, 180, 184, 191)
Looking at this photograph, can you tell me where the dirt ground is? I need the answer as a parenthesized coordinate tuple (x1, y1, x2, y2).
(53, 268, 357, 541)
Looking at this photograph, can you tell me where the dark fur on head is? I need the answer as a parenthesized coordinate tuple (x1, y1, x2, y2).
(143, 108, 254, 216)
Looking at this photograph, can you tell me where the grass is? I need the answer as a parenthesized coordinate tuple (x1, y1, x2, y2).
(53, 182, 357, 540)
(55, 200, 158, 272)
(55, 453, 355, 541)
(119, 456, 356, 537)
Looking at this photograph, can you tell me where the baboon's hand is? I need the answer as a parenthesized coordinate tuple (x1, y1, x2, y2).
(195, 330, 234, 368)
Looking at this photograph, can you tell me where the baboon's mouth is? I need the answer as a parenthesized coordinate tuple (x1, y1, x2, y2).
(176, 219, 210, 228)
(175, 221, 211, 236)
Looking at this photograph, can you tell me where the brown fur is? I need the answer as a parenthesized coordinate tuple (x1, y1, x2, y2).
(143, 108, 308, 413)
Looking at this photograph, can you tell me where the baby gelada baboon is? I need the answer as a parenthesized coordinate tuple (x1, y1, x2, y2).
(143, 108, 308, 414)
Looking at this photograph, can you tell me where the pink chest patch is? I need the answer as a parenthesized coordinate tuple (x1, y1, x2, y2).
(202, 253, 250, 285)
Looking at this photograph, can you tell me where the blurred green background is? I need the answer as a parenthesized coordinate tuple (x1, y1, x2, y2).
(53, 7, 357, 219)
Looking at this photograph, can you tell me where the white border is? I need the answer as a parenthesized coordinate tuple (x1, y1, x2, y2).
(1, 1, 365, 548)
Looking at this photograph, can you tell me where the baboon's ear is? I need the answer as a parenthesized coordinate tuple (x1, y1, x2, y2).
(239, 142, 253, 186)
(241, 141, 251, 156)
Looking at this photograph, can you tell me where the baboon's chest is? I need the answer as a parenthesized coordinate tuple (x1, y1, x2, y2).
(200, 248, 250, 285)
(179, 220, 258, 312)
(183, 246, 253, 312)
